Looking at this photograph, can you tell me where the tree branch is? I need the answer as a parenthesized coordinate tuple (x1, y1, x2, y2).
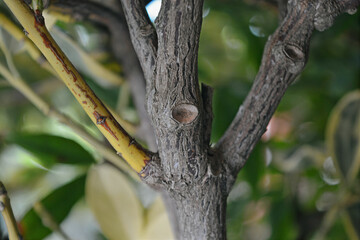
(33, 202, 72, 240)
(50, 0, 157, 151)
(146, 0, 208, 183)
(277, 0, 288, 21)
(118, 0, 157, 83)
(0, 61, 139, 181)
(3, 0, 152, 174)
(0, 182, 21, 240)
(216, 0, 360, 184)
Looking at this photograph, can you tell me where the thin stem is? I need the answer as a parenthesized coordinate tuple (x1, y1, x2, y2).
(50, 27, 124, 87)
(341, 211, 360, 240)
(33, 202, 72, 240)
(3, 0, 152, 174)
(0, 62, 50, 115)
(0, 182, 21, 240)
(347, 136, 360, 184)
(0, 12, 124, 86)
(0, 65, 139, 180)
(0, 13, 55, 75)
(313, 189, 360, 240)
(0, 58, 139, 181)
(49, 0, 158, 150)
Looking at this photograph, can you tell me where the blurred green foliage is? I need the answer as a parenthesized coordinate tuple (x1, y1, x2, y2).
(21, 175, 86, 239)
(0, 0, 359, 239)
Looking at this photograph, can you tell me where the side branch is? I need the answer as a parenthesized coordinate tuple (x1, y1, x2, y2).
(119, 0, 158, 82)
(0, 182, 21, 240)
(0, 61, 138, 181)
(216, 0, 359, 183)
(50, 0, 157, 150)
(3, 0, 152, 174)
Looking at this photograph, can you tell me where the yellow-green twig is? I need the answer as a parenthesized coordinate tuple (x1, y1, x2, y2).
(50, 27, 124, 87)
(0, 36, 137, 179)
(0, 29, 138, 179)
(342, 211, 360, 240)
(3, 0, 151, 174)
(0, 182, 21, 240)
(0, 12, 124, 87)
(0, 60, 138, 180)
(33, 202, 72, 240)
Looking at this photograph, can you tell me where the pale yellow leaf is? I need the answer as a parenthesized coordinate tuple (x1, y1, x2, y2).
(86, 164, 143, 240)
(141, 196, 175, 240)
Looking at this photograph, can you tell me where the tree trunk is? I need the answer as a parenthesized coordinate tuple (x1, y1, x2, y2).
(118, 0, 360, 239)
(169, 176, 228, 239)
(3, 0, 358, 238)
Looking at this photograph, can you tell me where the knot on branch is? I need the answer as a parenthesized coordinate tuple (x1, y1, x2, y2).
(274, 43, 306, 74)
(314, 0, 359, 31)
(172, 103, 199, 124)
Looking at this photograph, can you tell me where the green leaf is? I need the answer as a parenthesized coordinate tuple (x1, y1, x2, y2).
(268, 198, 297, 240)
(326, 90, 360, 181)
(20, 209, 51, 240)
(86, 164, 143, 240)
(7, 133, 95, 168)
(20, 174, 86, 240)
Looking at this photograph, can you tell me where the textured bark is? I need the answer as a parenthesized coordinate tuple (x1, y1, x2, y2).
(125, 0, 359, 239)
(118, 0, 158, 83)
(142, 1, 229, 238)
(215, 0, 360, 187)
(149, 0, 207, 182)
(51, 0, 360, 239)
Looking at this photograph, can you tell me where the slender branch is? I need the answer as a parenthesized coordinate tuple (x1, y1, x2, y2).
(50, 27, 124, 87)
(49, 0, 157, 150)
(348, 139, 360, 184)
(312, 189, 360, 240)
(342, 211, 360, 240)
(3, 0, 152, 174)
(33, 202, 72, 240)
(215, 0, 360, 184)
(0, 12, 124, 87)
(0, 182, 21, 240)
(0, 22, 135, 136)
(118, 0, 158, 83)
(0, 13, 55, 75)
(0, 58, 139, 181)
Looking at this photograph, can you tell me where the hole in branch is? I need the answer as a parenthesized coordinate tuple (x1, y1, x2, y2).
(172, 103, 199, 124)
(283, 45, 304, 61)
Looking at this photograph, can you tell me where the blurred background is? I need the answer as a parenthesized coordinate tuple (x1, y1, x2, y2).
(0, 0, 359, 239)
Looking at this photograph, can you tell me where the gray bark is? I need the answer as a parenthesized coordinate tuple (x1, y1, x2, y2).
(216, 0, 360, 188)
(118, 0, 158, 84)
(53, 0, 360, 239)
(139, 0, 358, 239)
